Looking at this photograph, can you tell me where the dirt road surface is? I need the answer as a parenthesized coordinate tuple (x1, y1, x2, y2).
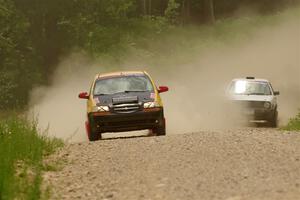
(44, 128, 300, 200)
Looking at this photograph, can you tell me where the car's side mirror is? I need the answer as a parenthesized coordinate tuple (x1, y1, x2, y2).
(274, 91, 280, 96)
(78, 92, 89, 99)
(158, 86, 169, 93)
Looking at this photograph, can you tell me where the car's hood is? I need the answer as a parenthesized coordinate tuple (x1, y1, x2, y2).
(229, 95, 273, 102)
(93, 91, 155, 106)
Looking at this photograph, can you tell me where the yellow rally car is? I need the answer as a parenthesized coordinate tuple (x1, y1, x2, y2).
(78, 71, 169, 141)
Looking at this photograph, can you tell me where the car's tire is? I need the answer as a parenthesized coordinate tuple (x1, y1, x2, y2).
(86, 120, 101, 141)
(153, 126, 166, 136)
(153, 118, 166, 136)
(88, 131, 101, 141)
(269, 110, 278, 128)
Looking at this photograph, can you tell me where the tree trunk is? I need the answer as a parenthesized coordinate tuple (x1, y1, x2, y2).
(142, 0, 146, 15)
(186, 0, 191, 22)
(148, 0, 152, 15)
(181, 0, 191, 24)
(205, 0, 215, 24)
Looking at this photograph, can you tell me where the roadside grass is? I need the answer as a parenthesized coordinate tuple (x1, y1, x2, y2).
(283, 112, 300, 131)
(0, 115, 63, 200)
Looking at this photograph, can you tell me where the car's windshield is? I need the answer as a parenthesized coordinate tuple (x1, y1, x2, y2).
(93, 75, 154, 95)
(229, 80, 272, 95)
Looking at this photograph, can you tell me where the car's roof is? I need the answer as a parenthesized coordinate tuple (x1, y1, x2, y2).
(232, 78, 270, 82)
(96, 71, 146, 79)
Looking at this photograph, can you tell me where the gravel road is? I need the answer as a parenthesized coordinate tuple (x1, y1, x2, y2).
(44, 128, 300, 200)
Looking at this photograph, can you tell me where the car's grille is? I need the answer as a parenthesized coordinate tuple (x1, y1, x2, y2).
(112, 103, 142, 114)
(111, 96, 142, 114)
(235, 101, 265, 109)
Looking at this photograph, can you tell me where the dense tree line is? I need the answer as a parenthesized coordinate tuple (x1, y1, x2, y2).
(0, 0, 297, 109)
(137, 0, 298, 23)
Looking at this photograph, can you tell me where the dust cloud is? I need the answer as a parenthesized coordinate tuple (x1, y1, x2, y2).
(29, 14, 300, 142)
(158, 17, 300, 134)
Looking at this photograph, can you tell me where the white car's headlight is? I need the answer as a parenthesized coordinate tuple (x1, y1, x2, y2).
(264, 102, 271, 109)
(92, 106, 110, 112)
(144, 102, 160, 108)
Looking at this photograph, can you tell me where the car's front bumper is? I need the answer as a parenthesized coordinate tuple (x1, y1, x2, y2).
(88, 108, 164, 133)
(243, 108, 275, 122)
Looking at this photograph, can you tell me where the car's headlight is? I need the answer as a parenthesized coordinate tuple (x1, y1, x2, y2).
(264, 102, 271, 109)
(92, 106, 109, 112)
(144, 102, 160, 108)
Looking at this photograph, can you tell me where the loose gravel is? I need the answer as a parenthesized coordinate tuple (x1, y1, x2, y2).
(44, 128, 300, 200)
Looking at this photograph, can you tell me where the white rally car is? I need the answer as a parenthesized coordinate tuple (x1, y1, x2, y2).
(227, 77, 280, 127)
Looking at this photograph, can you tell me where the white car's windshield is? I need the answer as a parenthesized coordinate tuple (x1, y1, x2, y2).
(229, 81, 272, 95)
(94, 75, 154, 96)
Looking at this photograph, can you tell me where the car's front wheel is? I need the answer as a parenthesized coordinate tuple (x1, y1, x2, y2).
(88, 131, 101, 141)
(153, 118, 166, 136)
(269, 110, 278, 128)
(86, 121, 101, 141)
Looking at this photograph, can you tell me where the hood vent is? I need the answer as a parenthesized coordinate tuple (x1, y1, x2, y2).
(112, 96, 138, 104)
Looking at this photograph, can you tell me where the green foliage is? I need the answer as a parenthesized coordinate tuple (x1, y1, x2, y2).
(0, 0, 42, 109)
(0, 71, 17, 108)
(0, 116, 63, 199)
(165, 0, 180, 24)
(0, 0, 142, 109)
(283, 112, 300, 131)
